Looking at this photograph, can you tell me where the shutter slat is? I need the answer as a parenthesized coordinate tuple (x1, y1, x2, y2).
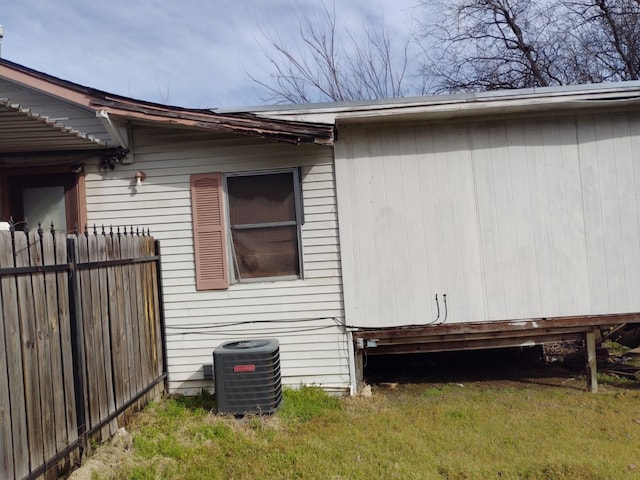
(191, 173, 229, 290)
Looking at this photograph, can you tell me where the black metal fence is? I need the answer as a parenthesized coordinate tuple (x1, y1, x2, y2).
(0, 226, 166, 480)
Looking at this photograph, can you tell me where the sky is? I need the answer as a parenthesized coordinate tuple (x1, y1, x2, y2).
(1, 0, 421, 109)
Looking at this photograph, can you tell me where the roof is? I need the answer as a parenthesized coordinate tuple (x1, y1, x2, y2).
(0, 99, 108, 152)
(0, 58, 334, 147)
(217, 81, 640, 125)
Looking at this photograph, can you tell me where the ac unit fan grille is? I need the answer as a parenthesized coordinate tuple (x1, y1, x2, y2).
(214, 339, 282, 415)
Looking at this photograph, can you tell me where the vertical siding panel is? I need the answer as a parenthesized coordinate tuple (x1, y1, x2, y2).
(610, 114, 640, 313)
(433, 125, 473, 322)
(542, 119, 578, 316)
(470, 124, 507, 321)
(628, 114, 640, 312)
(351, 127, 377, 327)
(382, 126, 418, 326)
(397, 126, 434, 323)
(416, 125, 447, 322)
(490, 123, 524, 319)
(336, 125, 375, 325)
(577, 116, 609, 313)
(334, 126, 361, 326)
(558, 118, 591, 314)
(596, 116, 627, 311)
(525, 122, 561, 316)
(368, 127, 398, 326)
(507, 121, 542, 317)
(449, 126, 484, 322)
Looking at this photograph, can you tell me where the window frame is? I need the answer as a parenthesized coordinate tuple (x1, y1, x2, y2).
(224, 168, 304, 283)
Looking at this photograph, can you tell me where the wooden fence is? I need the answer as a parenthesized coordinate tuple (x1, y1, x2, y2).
(0, 227, 166, 480)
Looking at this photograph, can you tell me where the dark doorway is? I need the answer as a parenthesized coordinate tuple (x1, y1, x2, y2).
(2, 168, 85, 233)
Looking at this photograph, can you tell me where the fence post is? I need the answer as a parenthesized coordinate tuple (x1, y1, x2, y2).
(154, 240, 168, 390)
(66, 237, 87, 453)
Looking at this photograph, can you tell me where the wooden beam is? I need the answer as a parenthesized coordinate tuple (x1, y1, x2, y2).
(586, 330, 598, 393)
(351, 312, 640, 340)
(374, 325, 592, 347)
(361, 332, 586, 355)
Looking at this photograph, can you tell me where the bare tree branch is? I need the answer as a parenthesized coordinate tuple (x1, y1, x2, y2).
(246, 1, 417, 103)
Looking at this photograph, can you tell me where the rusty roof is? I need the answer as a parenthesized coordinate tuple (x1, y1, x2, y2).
(0, 58, 334, 146)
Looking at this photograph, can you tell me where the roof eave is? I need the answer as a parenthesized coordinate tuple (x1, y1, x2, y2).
(0, 58, 334, 146)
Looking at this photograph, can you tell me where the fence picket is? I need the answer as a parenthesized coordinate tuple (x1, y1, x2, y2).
(0, 233, 28, 479)
(41, 233, 67, 469)
(28, 231, 57, 473)
(54, 233, 78, 470)
(148, 237, 165, 377)
(141, 237, 154, 384)
(14, 232, 45, 473)
(119, 233, 137, 401)
(96, 232, 118, 435)
(133, 236, 149, 387)
(0, 235, 15, 480)
(105, 234, 124, 410)
(87, 233, 109, 441)
(76, 234, 99, 436)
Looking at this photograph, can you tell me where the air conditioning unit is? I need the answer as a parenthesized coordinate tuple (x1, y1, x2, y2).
(213, 338, 282, 415)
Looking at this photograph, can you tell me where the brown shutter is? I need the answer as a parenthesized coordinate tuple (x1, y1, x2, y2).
(190, 173, 229, 290)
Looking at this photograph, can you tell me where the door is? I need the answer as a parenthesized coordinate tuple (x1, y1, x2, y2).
(2, 168, 86, 233)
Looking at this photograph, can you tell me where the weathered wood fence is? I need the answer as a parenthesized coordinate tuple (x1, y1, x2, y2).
(0, 227, 166, 480)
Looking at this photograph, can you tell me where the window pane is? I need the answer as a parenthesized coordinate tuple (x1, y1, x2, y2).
(228, 173, 295, 225)
(232, 226, 299, 278)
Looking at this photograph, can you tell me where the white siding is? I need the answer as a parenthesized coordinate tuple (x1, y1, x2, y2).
(336, 112, 640, 328)
(84, 126, 349, 394)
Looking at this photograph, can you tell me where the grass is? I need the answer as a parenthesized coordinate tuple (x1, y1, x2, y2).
(86, 377, 640, 480)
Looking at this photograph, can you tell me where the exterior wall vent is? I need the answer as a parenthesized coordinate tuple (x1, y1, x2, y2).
(213, 338, 282, 415)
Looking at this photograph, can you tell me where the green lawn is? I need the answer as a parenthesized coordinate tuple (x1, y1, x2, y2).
(88, 372, 640, 480)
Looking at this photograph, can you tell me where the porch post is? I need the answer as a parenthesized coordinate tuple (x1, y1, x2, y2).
(585, 329, 598, 393)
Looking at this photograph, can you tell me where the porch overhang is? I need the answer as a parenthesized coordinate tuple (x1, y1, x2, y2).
(0, 99, 109, 155)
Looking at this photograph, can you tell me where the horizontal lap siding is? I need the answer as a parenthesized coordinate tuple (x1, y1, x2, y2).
(85, 127, 349, 394)
(337, 113, 640, 329)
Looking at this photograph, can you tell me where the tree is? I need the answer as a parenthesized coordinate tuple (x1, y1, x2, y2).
(420, 0, 640, 93)
(248, 2, 419, 103)
(566, 0, 640, 82)
(250, 0, 640, 102)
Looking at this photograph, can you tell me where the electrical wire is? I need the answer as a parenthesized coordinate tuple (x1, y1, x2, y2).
(442, 293, 448, 324)
(165, 317, 344, 337)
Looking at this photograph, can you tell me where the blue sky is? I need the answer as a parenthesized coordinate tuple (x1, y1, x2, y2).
(1, 0, 419, 108)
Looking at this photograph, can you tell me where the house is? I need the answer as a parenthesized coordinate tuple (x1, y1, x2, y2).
(0, 58, 350, 395)
(243, 83, 640, 390)
(3, 57, 640, 395)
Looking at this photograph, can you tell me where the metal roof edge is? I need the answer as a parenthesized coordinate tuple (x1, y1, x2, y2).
(217, 81, 640, 122)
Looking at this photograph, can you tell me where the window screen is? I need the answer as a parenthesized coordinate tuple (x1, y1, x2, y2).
(227, 171, 301, 280)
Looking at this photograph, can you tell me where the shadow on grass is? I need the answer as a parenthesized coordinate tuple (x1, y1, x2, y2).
(170, 390, 217, 411)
